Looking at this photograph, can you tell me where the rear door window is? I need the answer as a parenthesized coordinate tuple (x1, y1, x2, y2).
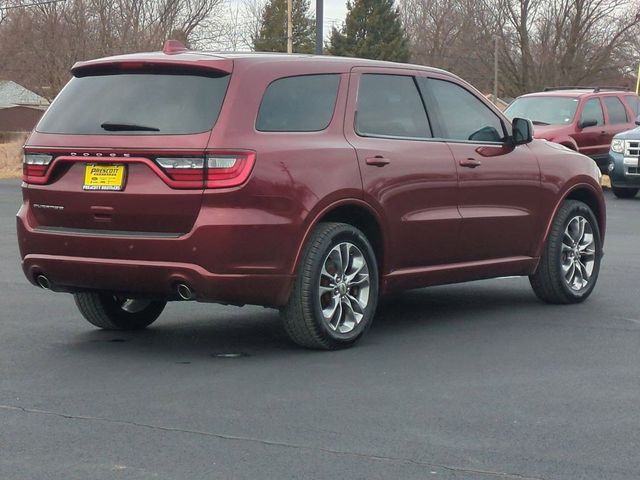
(603, 96, 628, 124)
(256, 74, 340, 132)
(580, 99, 604, 126)
(37, 72, 230, 135)
(355, 74, 431, 139)
(624, 94, 640, 117)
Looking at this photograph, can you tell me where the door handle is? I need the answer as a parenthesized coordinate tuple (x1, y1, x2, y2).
(459, 158, 482, 168)
(365, 155, 391, 167)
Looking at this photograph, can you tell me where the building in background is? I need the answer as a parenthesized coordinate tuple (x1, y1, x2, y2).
(0, 81, 49, 135)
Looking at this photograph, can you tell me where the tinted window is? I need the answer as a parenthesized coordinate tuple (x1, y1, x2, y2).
(356, 74, 431, 138)
(580, 99, 604, 126)
(256, 74, 340, 132)
(504, 96, 579, 125)
(424, 79, 504, 142)
(38, 73, 230, 135)
(603, 96, 628, 124)
(625, 95, 640, 117)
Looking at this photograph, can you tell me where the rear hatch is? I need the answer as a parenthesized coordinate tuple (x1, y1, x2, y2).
(24, 62, 236, 236)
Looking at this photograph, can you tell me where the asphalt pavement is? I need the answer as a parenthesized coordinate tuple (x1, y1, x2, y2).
(1, 178, 639, 480)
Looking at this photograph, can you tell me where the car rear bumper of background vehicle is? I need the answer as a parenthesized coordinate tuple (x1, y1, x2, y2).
(21, 254, 293, 306)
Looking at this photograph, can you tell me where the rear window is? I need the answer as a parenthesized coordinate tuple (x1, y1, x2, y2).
(603, 96, 628, 124)
(37, 72, 230, 135)
(256, 74, 340, 132)
(625, 95, 640, 117)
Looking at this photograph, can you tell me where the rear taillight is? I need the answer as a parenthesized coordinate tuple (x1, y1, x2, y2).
(23, 153, 53, 183)
(206, 152, 255, 188)
(155, 157, 205, 187)
(154, 151, 255, 189)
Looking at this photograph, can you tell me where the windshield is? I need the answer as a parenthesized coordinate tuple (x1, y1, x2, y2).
(504, 96, 579, 125)
(37, 72, 230, 135)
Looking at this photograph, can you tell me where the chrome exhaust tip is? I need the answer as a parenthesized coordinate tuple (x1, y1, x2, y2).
(36, 274, 51, 290)
(177, 283, 194, 300)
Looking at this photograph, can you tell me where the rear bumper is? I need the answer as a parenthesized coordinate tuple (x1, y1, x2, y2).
(21, 254, 293, 306)
(17, 206, 295, 307)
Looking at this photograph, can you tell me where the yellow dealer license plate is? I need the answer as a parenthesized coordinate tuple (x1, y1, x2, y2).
(83, 164, 126, 191)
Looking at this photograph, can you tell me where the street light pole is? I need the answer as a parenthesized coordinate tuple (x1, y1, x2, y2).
(493, 35, 499, 105)
(287, 0, 293, 53)
(315, 0, 323, 55)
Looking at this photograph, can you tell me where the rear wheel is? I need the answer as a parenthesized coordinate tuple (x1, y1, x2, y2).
(74, 292, 166, 330)
(612, 187, 638, 199)
(529, 200, 601, 304)
(281, 222, 379, 350)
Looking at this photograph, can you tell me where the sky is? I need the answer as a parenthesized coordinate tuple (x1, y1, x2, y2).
(214, 0, 350, 50)
(313, 0, 348, 34)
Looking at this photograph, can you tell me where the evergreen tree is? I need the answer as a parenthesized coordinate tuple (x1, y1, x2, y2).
(253, 0, 316, 53)
(328, 0, 409, 62)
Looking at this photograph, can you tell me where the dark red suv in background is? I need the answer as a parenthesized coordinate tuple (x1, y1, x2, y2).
(505, 87, 640, 172)
(17, 44, 606, 349)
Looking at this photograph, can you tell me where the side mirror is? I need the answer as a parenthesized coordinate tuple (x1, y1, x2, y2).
(511, 117, 533, 145)
(635, 115, 640, 126)
(578, 119, 598, 129)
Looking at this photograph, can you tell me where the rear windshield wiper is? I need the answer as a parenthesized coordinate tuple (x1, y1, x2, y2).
(100, 122, 160, 132)
(531, 120, 550, 126)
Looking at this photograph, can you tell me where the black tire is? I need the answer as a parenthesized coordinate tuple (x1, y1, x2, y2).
(612, 187, 638, 199)
(529, 200, 602, 304)
(281, 222, 379, 350)
(74, 292, 166, 330)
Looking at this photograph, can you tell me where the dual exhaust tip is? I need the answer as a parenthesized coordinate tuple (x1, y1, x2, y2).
(36, 274, 51, 290)
(176, 283, 195, 301)
(36, 273, 195, 301)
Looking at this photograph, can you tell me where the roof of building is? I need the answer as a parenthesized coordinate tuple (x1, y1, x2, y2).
(0, 81, 49, 108)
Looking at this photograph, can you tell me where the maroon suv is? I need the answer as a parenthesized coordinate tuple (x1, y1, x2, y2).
(505, 87, 640, 172)
(17, 44, 606, 349)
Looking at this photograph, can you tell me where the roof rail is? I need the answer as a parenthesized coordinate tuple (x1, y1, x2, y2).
(593, 86, 631, 92)
(543, 86, 630, 92)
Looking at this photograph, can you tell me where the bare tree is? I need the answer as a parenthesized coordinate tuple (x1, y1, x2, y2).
(488, 0, 640, 95)
(0, 0, 225, 98)
(400, 0, 640, 96)
(399, 0, 495, 91)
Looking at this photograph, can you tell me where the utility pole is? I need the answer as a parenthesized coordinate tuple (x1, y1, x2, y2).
(493, 35, 499, 106)
(287, 0, 293, 53)
(315, 0, 323, 55)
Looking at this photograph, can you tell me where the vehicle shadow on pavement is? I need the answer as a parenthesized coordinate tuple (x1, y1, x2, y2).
(62, 280, 542, 359)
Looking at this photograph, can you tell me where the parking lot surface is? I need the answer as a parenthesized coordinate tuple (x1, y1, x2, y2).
(1, 179, 639, 480)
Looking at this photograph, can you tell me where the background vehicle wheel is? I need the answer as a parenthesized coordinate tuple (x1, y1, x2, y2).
(529, 200, 602, 304)
(612, 187, 638, 199)
(281, 222, 379, 350)
(74, 292, 166, 330)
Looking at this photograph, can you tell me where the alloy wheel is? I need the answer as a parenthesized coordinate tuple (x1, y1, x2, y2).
(318, 242, 371, 334)
(561, 215, 596, 291)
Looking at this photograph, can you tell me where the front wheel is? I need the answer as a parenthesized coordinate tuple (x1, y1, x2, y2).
(74, 292, 166, 330)
(281, 222, 379, 350)
(529, 200, 602, 304)
(612, 187, 638, 199)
